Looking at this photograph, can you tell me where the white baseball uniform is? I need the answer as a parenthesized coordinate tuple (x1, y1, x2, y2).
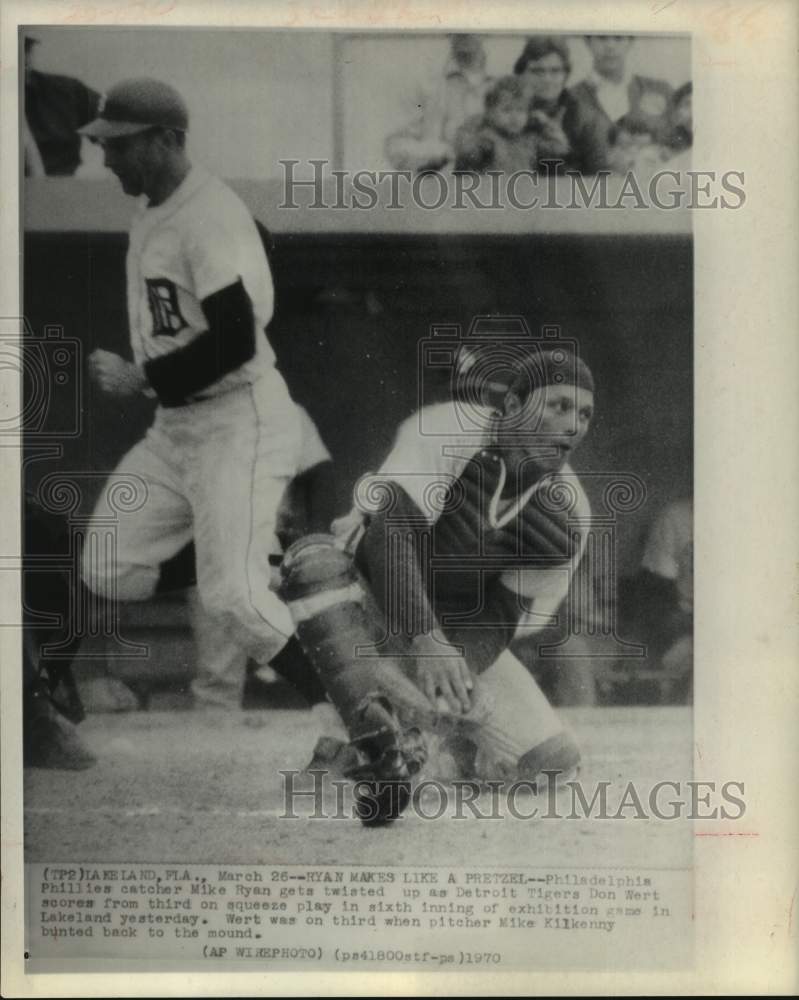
(83, 164, 302, 663)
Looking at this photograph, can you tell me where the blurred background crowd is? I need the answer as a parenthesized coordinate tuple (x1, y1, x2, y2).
(24, 31, 691, 182)
(386, 34, 691, 180)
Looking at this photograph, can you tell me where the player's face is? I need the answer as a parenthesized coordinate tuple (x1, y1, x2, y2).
(499, 385, 595, 478)
(101, 130, 163, 198)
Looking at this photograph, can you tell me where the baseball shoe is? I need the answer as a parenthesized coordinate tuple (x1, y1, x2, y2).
(348, 694, 426, 827)
(24, 697, 96, 771)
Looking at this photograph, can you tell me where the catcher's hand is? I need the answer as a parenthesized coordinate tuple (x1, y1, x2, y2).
(413, 632, 473, 715)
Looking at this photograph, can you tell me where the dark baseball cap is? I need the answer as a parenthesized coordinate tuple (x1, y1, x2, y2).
(79, 78, 188, 139)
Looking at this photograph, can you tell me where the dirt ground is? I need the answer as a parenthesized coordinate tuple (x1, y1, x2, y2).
(24, 706, 693, 868)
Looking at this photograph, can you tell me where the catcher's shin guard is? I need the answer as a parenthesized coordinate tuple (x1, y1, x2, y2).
(279, 535, 428, 824)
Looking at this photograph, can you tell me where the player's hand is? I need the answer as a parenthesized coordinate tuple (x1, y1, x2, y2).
(415, 642, 474, 716)
(89, 349, 147, 398)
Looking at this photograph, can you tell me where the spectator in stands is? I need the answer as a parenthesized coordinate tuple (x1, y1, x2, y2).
(385, 34, 493, 173)
(571, 36, 673, 145)
(453, 76, 538, 174)
(24, 35, 101, 177)
(663, 82, 692, 156)
(513, 36, 608, 175)
(607, 113, 669, 181)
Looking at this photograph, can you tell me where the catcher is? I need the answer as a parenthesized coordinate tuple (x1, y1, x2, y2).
(280, 345, 595, 824)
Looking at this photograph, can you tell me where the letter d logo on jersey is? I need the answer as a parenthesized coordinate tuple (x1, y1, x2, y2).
(146, 278, 188, 336)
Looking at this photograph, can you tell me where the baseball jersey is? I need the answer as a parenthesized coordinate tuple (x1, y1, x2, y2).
(126, 164, 275, 402)
(377, 401, 591, 632)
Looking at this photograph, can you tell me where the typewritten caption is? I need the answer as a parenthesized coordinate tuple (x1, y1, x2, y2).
(27, 864, 691, 971)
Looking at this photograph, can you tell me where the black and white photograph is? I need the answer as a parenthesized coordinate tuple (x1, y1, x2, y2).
(2, 1, 797, 996)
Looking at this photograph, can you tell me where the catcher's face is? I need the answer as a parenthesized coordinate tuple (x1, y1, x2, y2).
(498, 384, 594, 478)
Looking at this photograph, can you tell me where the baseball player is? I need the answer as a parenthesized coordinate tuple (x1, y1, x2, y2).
(281, 345, 595, 823)
(78, 78, 303, 675)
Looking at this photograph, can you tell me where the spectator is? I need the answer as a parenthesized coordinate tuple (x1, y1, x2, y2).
(513, 35, 608, 175)
(453, 76, 537, 174)
(385, 34, 493, 173)
(24, 35, 101, 177)
(663, 82, 692, 156)
(571, 36, 673, 145)
(607, 114, 669, 181)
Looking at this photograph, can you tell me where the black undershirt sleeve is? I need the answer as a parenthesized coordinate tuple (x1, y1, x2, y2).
(143, 277, 256, 406)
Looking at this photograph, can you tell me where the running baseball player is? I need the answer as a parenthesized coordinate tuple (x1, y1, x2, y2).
(79, 78, 303, 674)
(280, 343, 595, 823)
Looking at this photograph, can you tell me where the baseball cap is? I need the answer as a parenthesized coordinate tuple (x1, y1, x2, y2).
(79, 78, 188, 139)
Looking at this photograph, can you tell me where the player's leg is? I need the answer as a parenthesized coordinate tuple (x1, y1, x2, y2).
(469, 647, 581, 781)
(151, 541, 250, 707)
(191, 404, 338, 707)
(78, 429, 194, 707)
(168, 482, 331, 709)
(189, 603, 328, 709)
(281, 483, 442, 739)
(81, 429, 194, 603)
(185, 590, 249, 707)
(188, 377, 300, 665)
(280, 534, 429, 825)
(438, 580, 580, 781)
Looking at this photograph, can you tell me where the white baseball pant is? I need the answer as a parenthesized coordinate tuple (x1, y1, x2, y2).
(82, 370, 301, 664)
